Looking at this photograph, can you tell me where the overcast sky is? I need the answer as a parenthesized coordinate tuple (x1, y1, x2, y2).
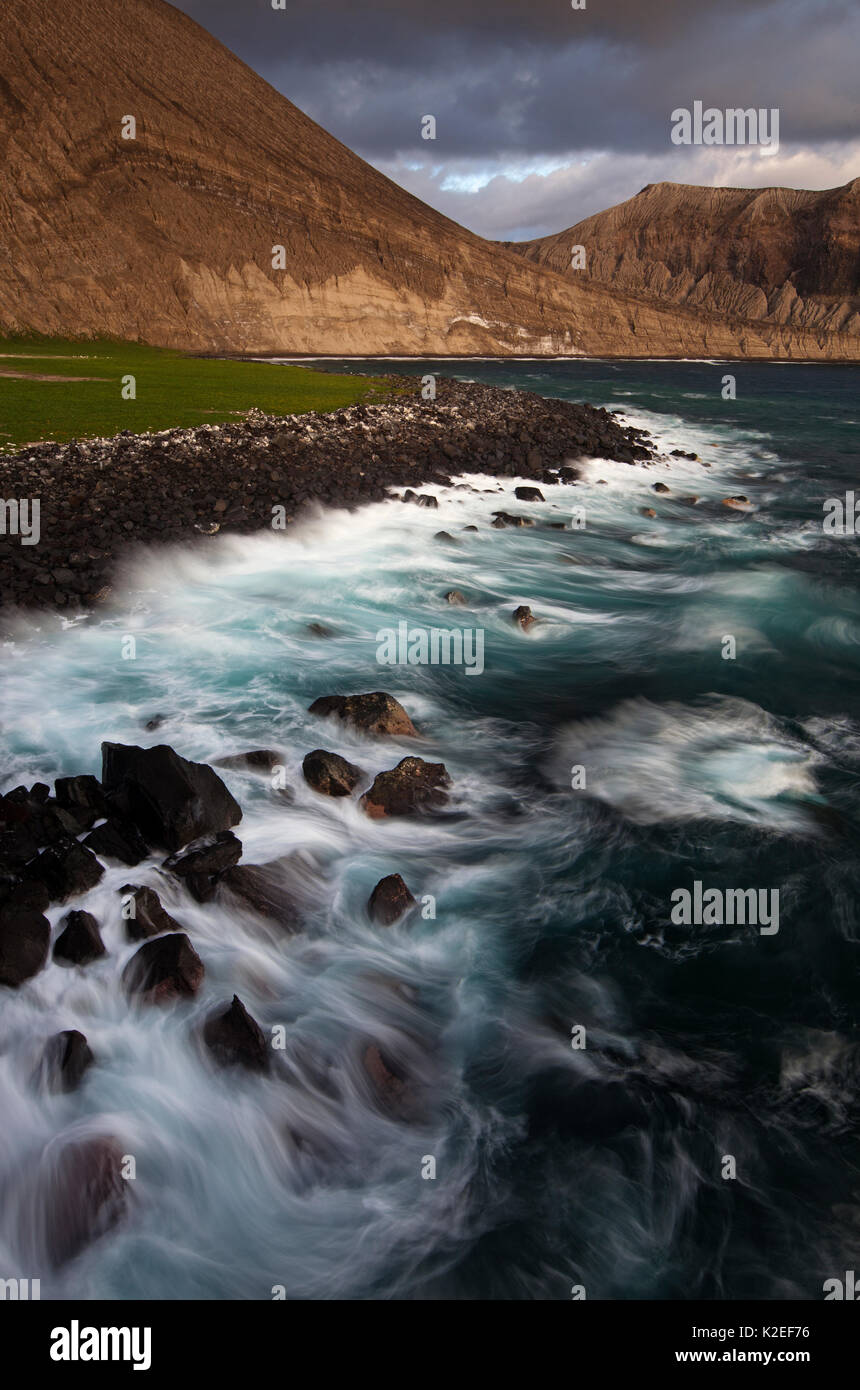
(172, 0, 860, 241)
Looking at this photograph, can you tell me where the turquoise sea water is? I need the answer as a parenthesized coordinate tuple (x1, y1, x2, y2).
(1, 359, 858, 1299)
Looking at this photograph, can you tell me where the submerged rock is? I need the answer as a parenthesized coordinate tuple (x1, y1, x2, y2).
(202, 995, 268, 1072)
(652, 482, 671, 494)
(101, 742, 242, 851)
(122, 932, 204, 1004)
(215, 749, 283, 774)
(513, 605, 537, 632)
(308, 692, 417, 738)
(217, 863, 302, 932)
(37, 1134, 128, 1268)
(368, 874, 416, 926)
(38, 1030, 95, 1094)
(444, 589, 467, 606)
(360, 757, 451, 818)
(491, 511, 534, 528)
(53, 910, 106, 967)
(515, 485, 544, 501)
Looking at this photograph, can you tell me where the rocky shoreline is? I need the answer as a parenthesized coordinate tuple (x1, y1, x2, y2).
(0, 375, 654, 615)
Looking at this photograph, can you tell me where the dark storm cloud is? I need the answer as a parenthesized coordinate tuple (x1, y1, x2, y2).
(170, 0, 859, 237)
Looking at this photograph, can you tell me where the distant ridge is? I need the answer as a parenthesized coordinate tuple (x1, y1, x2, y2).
(503, 179, 860, 344)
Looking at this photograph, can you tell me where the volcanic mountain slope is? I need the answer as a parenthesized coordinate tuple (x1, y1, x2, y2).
(504, 180, 860, 344)
(0, 0, 857, 359)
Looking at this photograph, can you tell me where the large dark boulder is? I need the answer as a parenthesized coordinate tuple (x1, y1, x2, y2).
(37, 1030, 95, 1093)
(53, 910, 106, 967)
(308, 692, 417, 738)
(515, 486, 544, 502)
(101, 743, 242, 851)
(360, 758, 451, 818)
(202, 995, 268, 1072)
(122, 932, 204, 1004)
(368, 874, 416, 926)
(163, 830, 243, 902)
(0, 904, 51, 987)
(121, 884, 185, 941)
(302, 749, 364, 797)
(24, 837, 105, 903)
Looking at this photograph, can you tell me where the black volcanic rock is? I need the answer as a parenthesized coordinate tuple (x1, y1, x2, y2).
(122, 932, 204, 1004)
(302, 749, 364, 797)
(162, 830, 243, 903)
(101, 743, 242, 851)
(38, 1030, 95, 1093)
(121, 884, 185, 941)
(368, 874, 416, 926)
(202, 995, 268, 1072)
(53, 909, 106, 967)
(25, 837, 104, 903)
(308, 692, 417, 738)
(360, 758, 451, 818)
(0, 904, 50, 987)
(83, 816, 149, 866)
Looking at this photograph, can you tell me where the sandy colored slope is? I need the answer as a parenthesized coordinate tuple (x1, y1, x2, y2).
(0, 0, 858, 359)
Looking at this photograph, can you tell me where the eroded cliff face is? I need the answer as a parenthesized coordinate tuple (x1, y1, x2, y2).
(505, 180, 860, 349)
(0, 0, 857, 360)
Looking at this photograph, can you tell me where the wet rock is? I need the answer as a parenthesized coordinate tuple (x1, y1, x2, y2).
(38, 1030, 95, 1094)
(53, 775, 108, 830)
(121, 884, 185, 941)
(362, 1044, 408, 1110)
(368, 874, 416, 926)
(144, 714, 168, 732)
(462, 525, 479, 532)
(215, 749, 283, 774)
(670, 449, 699, 461)
(306, 622, 335, 638)
(444, 589, 467, 606)
(515, 485, 544, 502)
(38, 1135, 127, 1268)
(360, 757, 451, 818)
(652, 482, 671, 494)
(53, 910, 106, 967)
(513, 605, 537, 632)
(202, 995, 268, 1072)
(639, 507, 657, 518)
(83, 815, 149, 866)
(122, 932, 205, 1004)
(101, 742, 242, 851)
(25, 837, 105, 903)
(0, 904, 51, 987)
(491, 511, 534, 528)
(217, 863, 302, 932)
(163, 830, 243, 903)
(721, 495, 751, 510)
(302, 749, 364, 798)
(308, 691, 417, 738)
(434, 530, 458, 543)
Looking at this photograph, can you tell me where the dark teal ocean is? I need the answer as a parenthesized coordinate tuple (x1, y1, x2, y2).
(1, 359, 858, 1299)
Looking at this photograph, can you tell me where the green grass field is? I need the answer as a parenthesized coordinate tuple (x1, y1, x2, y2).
(0, 338, 394, 454)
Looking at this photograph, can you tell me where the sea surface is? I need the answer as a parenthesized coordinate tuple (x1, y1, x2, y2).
(1, 358, 859, 1299)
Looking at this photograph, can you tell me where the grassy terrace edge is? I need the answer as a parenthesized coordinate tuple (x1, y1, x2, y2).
(0, 338, 396, 455)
